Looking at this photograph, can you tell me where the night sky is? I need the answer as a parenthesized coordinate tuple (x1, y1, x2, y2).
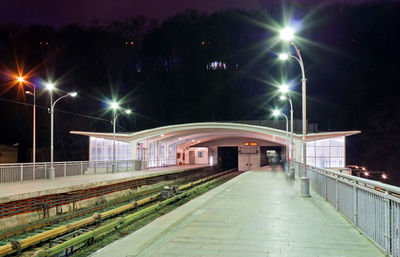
(0, 0, 399, 185)
(0, 0, 378, 25)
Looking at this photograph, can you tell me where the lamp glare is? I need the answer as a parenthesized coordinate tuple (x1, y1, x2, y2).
(110, 102, 119, 110)
(278, 53, 289, 61)
(46, 82, 55, 91)
(273, 109, 281, 117)
(280, 27, 294, 41)
(279, 84, 289, 93)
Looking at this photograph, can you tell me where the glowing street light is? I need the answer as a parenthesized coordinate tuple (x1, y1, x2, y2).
(279, 84, 290, 94)
(109, 102, 131, 173)
(278, 53, 289, 61)
(280, 26, 295, 41)
(17, 76, 25, 83)
(272, 109, 289, 173)
(110, 101, 119, 110)
(47, 82, 77, 179)
(278, 25, 309, 196)
(46, 82, 55, 91)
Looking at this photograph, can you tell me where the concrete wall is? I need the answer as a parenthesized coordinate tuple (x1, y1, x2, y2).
(179, 147, 208, 165)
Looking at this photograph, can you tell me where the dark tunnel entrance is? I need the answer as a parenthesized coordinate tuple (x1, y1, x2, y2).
(217, 147, 238, 171)
(260, 146, 283, 166)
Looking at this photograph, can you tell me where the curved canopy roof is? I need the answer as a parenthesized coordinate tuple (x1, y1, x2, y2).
(71, 122, 360, 146)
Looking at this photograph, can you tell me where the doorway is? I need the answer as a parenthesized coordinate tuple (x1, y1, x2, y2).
(217, 147, 238, 171)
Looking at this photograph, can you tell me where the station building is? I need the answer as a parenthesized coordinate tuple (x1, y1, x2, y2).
(71, 122, 360, 171)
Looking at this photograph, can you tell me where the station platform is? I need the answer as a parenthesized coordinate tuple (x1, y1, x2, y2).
(91, 167, 384, 257)
(0, 165, 208, 204)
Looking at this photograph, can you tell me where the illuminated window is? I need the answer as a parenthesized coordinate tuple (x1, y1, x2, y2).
(90, 137, 131, 162)
(304, 136, 345, 168)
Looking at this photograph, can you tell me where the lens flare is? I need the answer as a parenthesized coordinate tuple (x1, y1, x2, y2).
(273, 109, 281, 117)
(280, 27, 295, 41)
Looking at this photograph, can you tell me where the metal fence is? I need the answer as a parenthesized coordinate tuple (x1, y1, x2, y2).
(148, 158, 177, 168)
(293, 161, 400, 257)
(0, 160, 143, 183)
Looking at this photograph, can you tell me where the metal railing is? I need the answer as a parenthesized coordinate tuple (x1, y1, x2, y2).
(148, 158, 177, 168)
(0, 160, 143, 183)
(293, 161, 400, 257)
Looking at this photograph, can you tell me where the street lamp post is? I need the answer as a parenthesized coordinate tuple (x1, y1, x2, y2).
(46, 82, 77, 179)
(25, 88, 36, 178)
(18, 77, 37, 177)
(279, 27, 310, 196)
(110, 102, 131, 173)
(279, 93, 294, 179)
(273, 109, 289, 174)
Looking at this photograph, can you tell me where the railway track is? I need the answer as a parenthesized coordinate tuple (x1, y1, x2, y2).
(0, 166, 218, 241)
(0, 169, 242, 257)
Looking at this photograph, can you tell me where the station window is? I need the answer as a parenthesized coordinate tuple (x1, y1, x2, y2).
(90, 137, 131, 162)
(305, 136, 345, 168)
(198, 152, 203, 158)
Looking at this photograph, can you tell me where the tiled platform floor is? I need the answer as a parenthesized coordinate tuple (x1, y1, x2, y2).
(91, 168, 384, 257)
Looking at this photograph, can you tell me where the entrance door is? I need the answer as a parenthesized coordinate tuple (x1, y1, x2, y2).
(189, 151, 196, 164)
(238, 146, 260, 171)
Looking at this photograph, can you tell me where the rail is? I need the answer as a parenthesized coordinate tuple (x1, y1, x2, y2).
(0, 160, 143, 183)
(292, 161, 400, 257)
(0, 169, 236, 256)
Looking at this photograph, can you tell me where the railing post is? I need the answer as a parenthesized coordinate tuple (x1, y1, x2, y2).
(324, 174, 328, 200)
(94, 161, 96, 174)
(33, 164, 35, 181)
(335, 176, 339, 210)
(64, 162, 67, 177)
(44, 163, 47, 179)
(20, 164, 23, 182)
(80, 161, 83, 175)
(353, 184, 358, 225)
(384, 191, 390, 255)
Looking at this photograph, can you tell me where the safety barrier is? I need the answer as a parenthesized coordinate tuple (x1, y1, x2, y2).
(293, 161, 400, 257)
(0, 160, 142, 183)
(147, 158, 177, 168)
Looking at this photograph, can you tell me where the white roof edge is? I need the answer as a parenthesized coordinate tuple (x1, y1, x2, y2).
(70, 123, 361, 141)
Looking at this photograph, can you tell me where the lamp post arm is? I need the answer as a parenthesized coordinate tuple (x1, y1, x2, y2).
(286, 94, 293, 110)
(114, 112, 125, 123)
(52, 94, 70, 109)
(291, 42, 306, 80)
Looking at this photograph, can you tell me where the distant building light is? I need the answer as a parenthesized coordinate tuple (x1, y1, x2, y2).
(206, 61, 227, 70)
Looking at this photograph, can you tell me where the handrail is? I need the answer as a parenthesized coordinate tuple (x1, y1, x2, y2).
(0, 159, 136, 167)
(293, 161, 400, 195)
